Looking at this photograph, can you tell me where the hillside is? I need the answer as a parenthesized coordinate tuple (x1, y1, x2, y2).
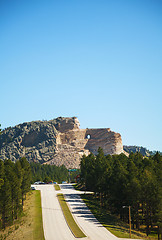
(123, 145, 161, 156)
(0, 117, 124, 168)
(123, 145, 150, 156)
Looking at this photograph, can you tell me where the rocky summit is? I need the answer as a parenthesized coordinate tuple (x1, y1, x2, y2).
(0, 117, 124, 168)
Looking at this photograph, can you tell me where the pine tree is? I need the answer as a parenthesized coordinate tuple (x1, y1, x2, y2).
(14, 161, 22, 218)
(0, 160, 4, 189)
(20, 157, 31, 209)
(0, 177, 12, 229)
(4, 159, 16, 221)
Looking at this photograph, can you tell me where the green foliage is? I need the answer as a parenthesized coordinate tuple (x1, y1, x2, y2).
(43, 175, 51, 183)
(54, 184, 61, 190)
(0, 152, 70, 230)
(81, 194, 145, 239)
(30, 162, 68, 183)
(80, 149, 162, 238)
(68, 169, 80, 183)
(20, 157, 31, 208)
(0, 158, 31, 229)
(0, 177, 12, 229)
(0, 160, 4, 189)
(34, 191, 45, 240)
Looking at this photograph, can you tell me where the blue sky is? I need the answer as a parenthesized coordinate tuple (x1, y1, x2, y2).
(0, 0, 162, 151)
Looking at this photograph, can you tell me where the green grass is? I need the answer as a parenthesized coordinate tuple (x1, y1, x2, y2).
(33, 191, 45, 240)
(81, 194, 148, 239)
(0, 191, 45, 240)
(73, 183, 85, 191)
(75, 184, 158, 239)
(57, 193, 86, 238)
(54, 184, 61, 190)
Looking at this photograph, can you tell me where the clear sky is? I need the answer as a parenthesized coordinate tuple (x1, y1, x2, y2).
(0, 0, 162, 151)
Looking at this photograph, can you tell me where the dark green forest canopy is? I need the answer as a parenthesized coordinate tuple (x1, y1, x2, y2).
(0, 141, 161, 235)
(30, 162, 80, 183)
(30, 162, 69, 183)
(80, 148, 162, 237)
(0, 157, 78, 230)
(0, 157, 31, 229)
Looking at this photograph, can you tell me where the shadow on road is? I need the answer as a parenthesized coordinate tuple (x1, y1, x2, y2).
(60, 184, 74, 190)
(63, 192, 103, 226)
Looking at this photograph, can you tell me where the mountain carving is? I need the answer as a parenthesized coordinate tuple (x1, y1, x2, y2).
(0, 117, 124, 168)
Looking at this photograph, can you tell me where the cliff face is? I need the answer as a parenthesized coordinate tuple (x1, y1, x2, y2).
(85, 128, 123, 155)
(0, 117, 124, 168)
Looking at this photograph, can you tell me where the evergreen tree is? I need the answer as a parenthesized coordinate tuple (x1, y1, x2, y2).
(0, 158, 31, 229)
(80, 153, 96, 191)
(30, 162, 68, 183)
(0, 177, 12, 229)
(0, 160, 4, 189)
(4, 159, 16, 221)
(126, 158, 141, 229)
(109, 154, 128, 212)
(80, 149, 162, 237)
(14, 161, 22, 218)
(20, 157, 31, 209)
(95, 147, 106, 193)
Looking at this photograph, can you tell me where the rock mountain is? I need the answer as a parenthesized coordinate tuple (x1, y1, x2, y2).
(0, 117, 124, 168)
(123, 145, 156, 156)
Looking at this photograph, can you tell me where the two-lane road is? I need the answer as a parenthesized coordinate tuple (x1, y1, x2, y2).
(33, 183, 119, 240)
(33, 184, 76, 240)
(61, 184, 118, 240)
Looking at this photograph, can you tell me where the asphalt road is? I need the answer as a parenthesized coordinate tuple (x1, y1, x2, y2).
(61, 184, 118, 240)
(33, 183, 119, 240)
(33, 184, 76, 240)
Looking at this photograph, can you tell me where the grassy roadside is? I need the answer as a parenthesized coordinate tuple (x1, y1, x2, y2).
(0, 190, 45, 240)
(81, 193, 156, 239)
(33, 191, 45, 240)
(57, 193, 86, 238)
(54, 184, 61, 190)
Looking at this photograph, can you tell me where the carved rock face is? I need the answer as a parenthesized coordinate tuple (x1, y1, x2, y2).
(84, 128, 123, 155)
(54, 117, 80, 133)
(0, 117, 124, 168)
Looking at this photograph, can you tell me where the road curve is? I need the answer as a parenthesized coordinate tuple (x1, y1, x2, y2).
(61, 184, 118, 240)
(33, 183, 120, 240)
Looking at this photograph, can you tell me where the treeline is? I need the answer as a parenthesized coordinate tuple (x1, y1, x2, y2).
(80, 148, 162, 237)
(0, 158, 76, 229)
(30, 162, 69, 183)
(0, 157, 31, 229)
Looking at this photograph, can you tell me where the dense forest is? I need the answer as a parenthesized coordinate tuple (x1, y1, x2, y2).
(80, 148, 162, 238)
(0, 157, 31, 229)
(0, 125, 161, 234)
(30, 162, 69, 183)
(0, 158, 78, 230)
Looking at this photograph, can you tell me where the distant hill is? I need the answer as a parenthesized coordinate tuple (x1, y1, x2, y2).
(1, 117, 161, 167)
(123, 145, 161, 156)
(0, 117, 124, 168)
